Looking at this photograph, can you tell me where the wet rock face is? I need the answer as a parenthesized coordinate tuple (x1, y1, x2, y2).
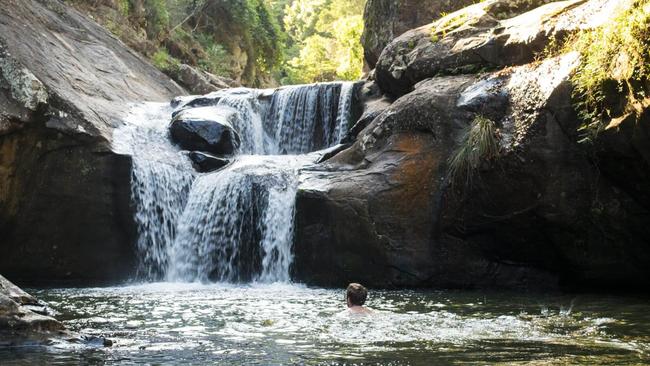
(170, 108, 241, 155)
(374, 0, 626, 97)
(188, 151, 230, 173)
(0, 274, 64, 346)
(295, 73, 557, 289)
(0, 0, 184, 284)
(294, 46, 650, 290)
(0, 275, 112, 347)
(361, 0, 476, 68)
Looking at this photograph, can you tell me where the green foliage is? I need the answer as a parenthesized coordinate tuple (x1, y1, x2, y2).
(195, 33, 231, 77)
(116, 0, 129, 16)
(232, 0, 284, 71)
(194, 0, 284, 83)
(431, 11, 469, 41)
(448, 115, 500, 184)
(566, 0, 650, 142)
(144, 0, 170, 38)
(67, 0, 365, 86)
(281, 0, 366, 84)
(151, 48, 180, 72)
(286, 35, 337, 82)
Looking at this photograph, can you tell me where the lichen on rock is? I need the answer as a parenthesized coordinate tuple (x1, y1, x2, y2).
(0, 47, 48, 111)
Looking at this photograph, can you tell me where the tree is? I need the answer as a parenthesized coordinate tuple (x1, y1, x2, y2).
(280, 0, 366, 83)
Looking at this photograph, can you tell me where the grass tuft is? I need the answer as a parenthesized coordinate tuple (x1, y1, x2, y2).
(448, 115, 500, 184)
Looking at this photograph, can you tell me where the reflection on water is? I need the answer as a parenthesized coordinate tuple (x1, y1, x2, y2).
(1, 284, 649, 365)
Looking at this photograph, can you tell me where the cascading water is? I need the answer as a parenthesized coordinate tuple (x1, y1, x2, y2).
(113, 104, 195, 280)
(114, 82, 356, 283)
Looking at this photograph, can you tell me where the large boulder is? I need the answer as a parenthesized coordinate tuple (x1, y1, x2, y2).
(374, 0, 628, 97)
(170, 107, 241, 155)
(361, 0, 476, 68)
(0, 0, 185, 284)
(293, 48, 650, 290)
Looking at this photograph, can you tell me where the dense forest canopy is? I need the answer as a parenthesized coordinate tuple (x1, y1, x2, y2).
(277, 0, 366, 83)
(67, 0, 366, 86)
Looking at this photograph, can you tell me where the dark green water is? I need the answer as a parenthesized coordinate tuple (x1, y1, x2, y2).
(1, 283, 649, 365)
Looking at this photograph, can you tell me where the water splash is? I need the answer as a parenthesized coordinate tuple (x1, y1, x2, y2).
(215, 89, 267, 154)
(166, 156, 311, 283)
(113, 103, 195, 280)
(115, 82, 356, 283)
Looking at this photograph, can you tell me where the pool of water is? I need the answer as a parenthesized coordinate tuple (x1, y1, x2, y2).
(1, 283, 649, 365)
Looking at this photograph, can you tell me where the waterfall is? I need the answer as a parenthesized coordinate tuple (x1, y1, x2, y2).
(113, 103, 195, 280)
(166, 155, 310, 283)
(264, 82, 349, 154)
(114, 82, 356, 283)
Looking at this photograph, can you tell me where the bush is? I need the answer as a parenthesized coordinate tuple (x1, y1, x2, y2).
(116, 0, 129, 16)
(196, 33, 232, 77)
(144, 0, 170, 38)
(567, 0, 650, 141)
(151, 48, 179, 73)
(282, 0, 365, 84)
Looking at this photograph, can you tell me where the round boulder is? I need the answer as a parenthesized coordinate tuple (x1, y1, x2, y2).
(169, 107, 241, 155)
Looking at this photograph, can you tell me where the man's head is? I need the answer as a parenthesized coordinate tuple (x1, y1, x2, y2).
(346, 283, 368, 307)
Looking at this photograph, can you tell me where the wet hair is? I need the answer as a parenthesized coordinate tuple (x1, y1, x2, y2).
(346, 283, 368, 306)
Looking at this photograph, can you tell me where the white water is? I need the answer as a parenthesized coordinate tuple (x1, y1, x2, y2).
(113, 104, 195, 280)
(113, 82, 355, 283)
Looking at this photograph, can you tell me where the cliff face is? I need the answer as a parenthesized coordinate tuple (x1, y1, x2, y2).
(361, 0, 476, 68)
(1, 0, 648, 292)
(295, 0, 650, 290)
(0, 0, 185, 284)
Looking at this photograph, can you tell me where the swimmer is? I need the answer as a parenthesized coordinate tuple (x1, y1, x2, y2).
(345, 283, 373, 315)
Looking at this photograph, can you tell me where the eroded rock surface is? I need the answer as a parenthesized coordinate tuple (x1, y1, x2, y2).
(0, 274, 113, 347)
(176, 64, 240, 95)
(188, 151, 231, 173)
(0, 274, 66, 346)
(375, 0, 629, 97)
(295, 41, 650, 290)
(361, 0, 477, 68)
(0, 0, 185, 283)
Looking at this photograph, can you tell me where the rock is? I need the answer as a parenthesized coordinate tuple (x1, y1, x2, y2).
(294, 74, 498, 288)
(171, 93, 222, 116)
(188, 151, 230, 173)
(170, 107, 241, 155)
(316, 144, 352, 164)
(0, 0, 185, 284)
(0, 274, 65, 346)
(361, 0, 476, 68)
(345, 80, 393, 142)
(204, 72, 240, 89)
(176, 64, 222, 95)
(293, 49, 650, 290)
(0, 274, 113, 347)
(0, 275, 38, 306)
(375, 0, 629, 97)
(175, 64, 237, 95)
